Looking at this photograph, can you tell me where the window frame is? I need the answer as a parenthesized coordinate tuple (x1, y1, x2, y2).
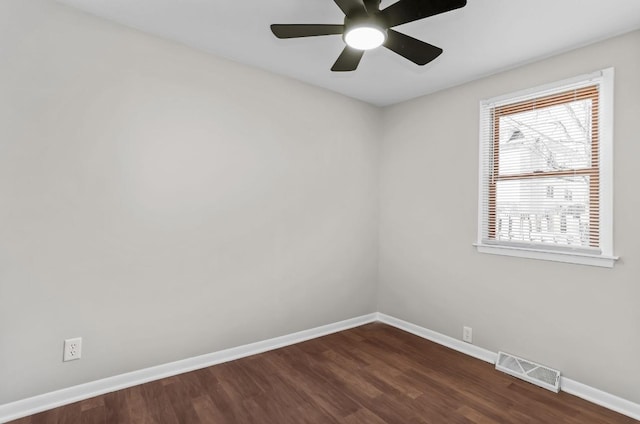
(475, 69, 617, 268)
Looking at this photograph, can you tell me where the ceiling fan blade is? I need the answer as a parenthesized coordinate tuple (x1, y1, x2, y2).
(331, 46, 365, 71)
(381, 0, 466, 28)
(333, 0, 367, 17)
(363, 0, 380, 13)
(383, 29, 443, 65)
(271, 24, 344, 39)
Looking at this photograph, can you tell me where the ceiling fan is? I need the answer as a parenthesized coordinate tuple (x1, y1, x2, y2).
(270, 0, 467, 72)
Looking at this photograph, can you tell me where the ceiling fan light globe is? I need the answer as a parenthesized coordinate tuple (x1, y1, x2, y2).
(344, 27, 386, 50)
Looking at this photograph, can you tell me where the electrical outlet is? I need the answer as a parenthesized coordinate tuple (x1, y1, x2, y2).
(63, 337, 82, 361)
(463, 326, 473, 343)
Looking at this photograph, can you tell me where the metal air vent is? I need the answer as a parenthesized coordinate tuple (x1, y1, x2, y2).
(496, 351, 561, 392)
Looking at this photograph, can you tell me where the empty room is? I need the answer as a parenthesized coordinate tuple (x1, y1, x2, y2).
(1, 0, 639, 422)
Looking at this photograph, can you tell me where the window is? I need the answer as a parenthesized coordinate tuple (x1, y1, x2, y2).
(476, 69, 617, 267)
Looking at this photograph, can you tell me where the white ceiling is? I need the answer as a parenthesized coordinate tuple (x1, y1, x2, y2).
(56, 0, 640, 106)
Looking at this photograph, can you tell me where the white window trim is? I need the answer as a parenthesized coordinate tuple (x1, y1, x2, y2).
(475, 68, 618, 268)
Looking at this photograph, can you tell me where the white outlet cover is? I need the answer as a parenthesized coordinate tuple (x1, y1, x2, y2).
(463, 326, 473, 343)
(63, 337, 82, 362)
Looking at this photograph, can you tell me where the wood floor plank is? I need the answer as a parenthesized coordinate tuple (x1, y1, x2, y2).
(162, 380, 201, 423)
(7, 323, 637, 423)
(139, 380, 180, 424)
(104, 388, 131, 424)
(343, 407, 390, 424)
(191, 394, 227, 423)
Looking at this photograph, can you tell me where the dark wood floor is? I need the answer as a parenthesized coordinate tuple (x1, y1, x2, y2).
(10, 323, 636, 423)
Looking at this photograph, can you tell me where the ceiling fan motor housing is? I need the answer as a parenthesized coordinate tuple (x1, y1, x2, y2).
(343, 14, 388, 48)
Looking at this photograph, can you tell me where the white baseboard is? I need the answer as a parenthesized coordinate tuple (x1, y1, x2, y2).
(377, 312, 640, 422)
(2, 312, 639, 423)
(0, 313, 377, 423)
(561, 377, 640, 421)
(376, 313, 498, 364)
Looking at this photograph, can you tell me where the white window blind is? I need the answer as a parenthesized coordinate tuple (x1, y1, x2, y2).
(476, 69, 616, 267)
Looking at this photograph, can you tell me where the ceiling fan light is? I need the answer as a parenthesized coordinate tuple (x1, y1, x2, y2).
(344, 26, 385, 50)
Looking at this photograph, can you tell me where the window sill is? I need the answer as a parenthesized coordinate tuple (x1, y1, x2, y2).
(473, 243, 618, 268)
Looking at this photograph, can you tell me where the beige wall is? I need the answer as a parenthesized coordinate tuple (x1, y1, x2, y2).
(0, 0, 380, 403)
(379, 30, 640, 403)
